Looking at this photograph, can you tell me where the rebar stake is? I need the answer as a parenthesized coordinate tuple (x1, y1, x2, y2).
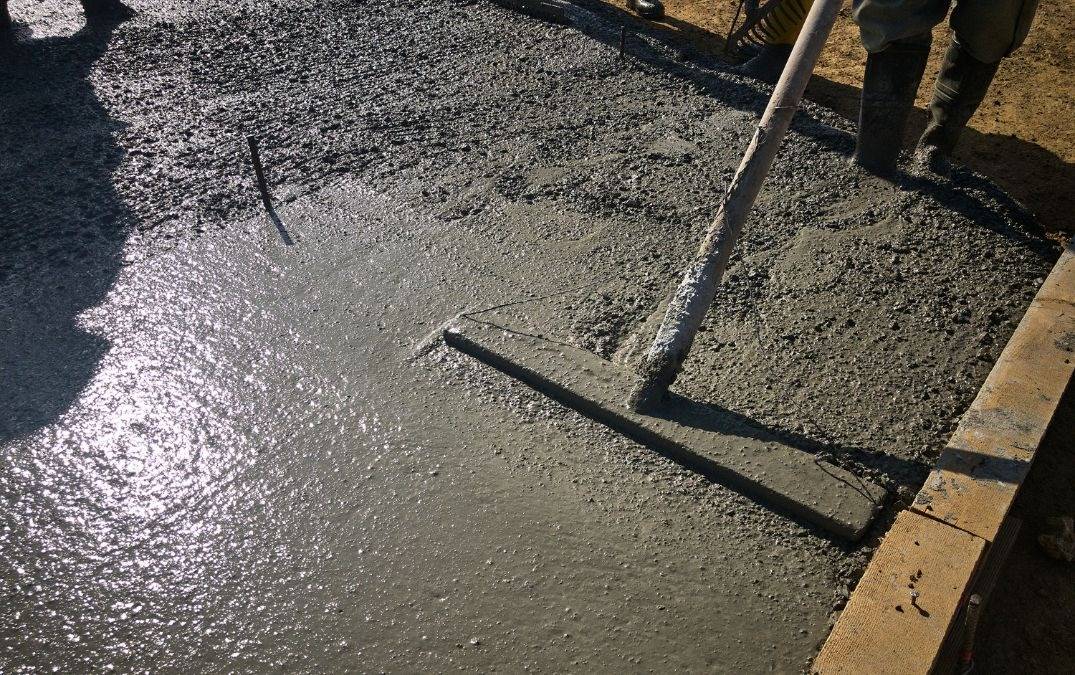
(246, 135, 294, 245)
(247, 135, 273, 211)
(958, 594, 983, 673)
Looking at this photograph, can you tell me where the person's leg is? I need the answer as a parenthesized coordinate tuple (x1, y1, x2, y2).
(850, 0, 948, 175)
(853, 0, 948, 54)
(852, 32, 932, 175)
(627, 0, 664, 21)
(914, 39, 998, 170)
(949, 0, 1039, 64)
(915, 0, 1040, 170)
(737, 0, 813, 84)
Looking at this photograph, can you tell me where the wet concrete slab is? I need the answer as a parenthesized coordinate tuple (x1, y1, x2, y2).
(1, 182, 844, 671)
(0, 0, 1060, 670)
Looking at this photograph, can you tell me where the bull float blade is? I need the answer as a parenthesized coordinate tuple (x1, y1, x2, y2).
(444, 315, 884, 541)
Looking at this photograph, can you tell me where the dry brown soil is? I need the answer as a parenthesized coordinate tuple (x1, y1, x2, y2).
(603, 0, 1075, 240)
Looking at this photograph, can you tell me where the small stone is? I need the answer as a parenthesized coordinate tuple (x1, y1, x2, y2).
(1038, 516, 1075, 562)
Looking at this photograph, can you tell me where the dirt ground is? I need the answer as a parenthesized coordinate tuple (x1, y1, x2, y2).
(603, 0, 1075, 241)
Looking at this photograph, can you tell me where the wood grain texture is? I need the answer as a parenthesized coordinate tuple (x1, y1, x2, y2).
(813, 510, 986, 675)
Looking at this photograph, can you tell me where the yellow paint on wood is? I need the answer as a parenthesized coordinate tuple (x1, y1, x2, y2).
(812, 510, 986, 675)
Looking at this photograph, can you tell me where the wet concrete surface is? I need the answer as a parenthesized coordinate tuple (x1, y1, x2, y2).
(0, 0, 1061, 670)
(2, 185, 846, 671)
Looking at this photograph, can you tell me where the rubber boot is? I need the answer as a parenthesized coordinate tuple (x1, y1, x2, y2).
(627, 0, 664, 21)
(915, 39, 1000, 173)
(736, 43, 793, 84)
(852, 34, 932, 176)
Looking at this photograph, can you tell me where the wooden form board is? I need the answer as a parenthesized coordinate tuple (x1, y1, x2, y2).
(913, 245, 1075, 542)
(812, 510, 986, 674)
(815, 242, 1075, 674)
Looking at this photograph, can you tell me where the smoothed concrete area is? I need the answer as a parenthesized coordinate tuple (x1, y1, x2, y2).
(0, 0, 1060, 670)
(2, 185, 845, 671)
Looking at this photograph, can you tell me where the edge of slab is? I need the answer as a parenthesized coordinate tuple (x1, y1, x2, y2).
(913, 243, 1075, 541)
(814, 242, 1075, 674)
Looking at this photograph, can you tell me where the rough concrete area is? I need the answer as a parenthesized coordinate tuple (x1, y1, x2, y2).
(0, 0, 1060, 671)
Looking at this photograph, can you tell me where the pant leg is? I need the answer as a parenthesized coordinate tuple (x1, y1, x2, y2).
(950, 0, 1040, 63)
(852, 0, 950, 52)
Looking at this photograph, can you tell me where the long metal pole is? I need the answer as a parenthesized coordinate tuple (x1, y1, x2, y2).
(628, 0, 843, 412)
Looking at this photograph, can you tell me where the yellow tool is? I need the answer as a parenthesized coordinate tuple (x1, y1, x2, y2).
(727, 0, 813, 55)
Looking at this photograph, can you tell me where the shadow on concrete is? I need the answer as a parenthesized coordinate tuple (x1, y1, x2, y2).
(0, 19, 129, 443)
(654, 389, 921, 494)
(266, 206, 294, 245)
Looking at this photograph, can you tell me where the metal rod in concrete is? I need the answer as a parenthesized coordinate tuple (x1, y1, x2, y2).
(247, 135, 273, 211)
(246, 136, 295, 245)
(626, 0, 842, 412)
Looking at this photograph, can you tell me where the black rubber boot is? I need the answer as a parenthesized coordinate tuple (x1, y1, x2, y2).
(852, 34, 932, 176)
(736, 43, 793, 84)
(80, 0, 134, 22)
(915, 39, 1000, 173)
(627, 0, 664, 21)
